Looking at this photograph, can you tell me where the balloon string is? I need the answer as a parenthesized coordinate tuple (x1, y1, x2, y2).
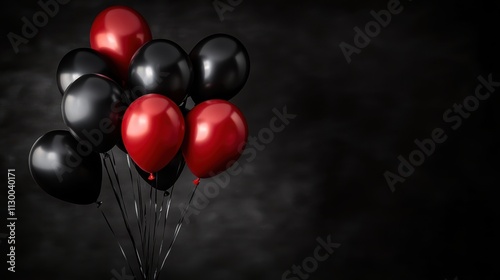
(154, 183, 176, 278)
(126, 155, 147, 275)
(109, 151, 129, 220)
(138, 176, 149, 275)
(142, 180, 149, 277)
(154, 160, 184, 277)
(148, 183, 159, 279)
(130, 162, 147, 272)
(155, 181, 199, 280)
(110, 149, 117, 165)
(155, 189, 166, 224)
(148, 187, 159, 279)
(102, 153, 145, 279)
(126, 156, 143, 234)
(97, 203, 137, 280)
(109, 151, 145, 272)
(149, 174, 165, 278)
(107, 152, 145, 278)
(152, 190, 167, 275)
(144, 180, 154, 277)
(138, 176, 147, 267)
(141, 171, 153, 278)
(126, 155, 141, 223)
(134, 167, 146, 258)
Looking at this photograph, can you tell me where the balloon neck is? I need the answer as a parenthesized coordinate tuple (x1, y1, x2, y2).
(148, 173, 155, 181)
(193, 178, 200, 186)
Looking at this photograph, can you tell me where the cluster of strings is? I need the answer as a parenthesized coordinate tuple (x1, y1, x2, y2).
(98, 151, 198, 280)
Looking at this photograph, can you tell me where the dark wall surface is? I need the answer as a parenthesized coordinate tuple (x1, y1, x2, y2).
(1, 0, 499, 279)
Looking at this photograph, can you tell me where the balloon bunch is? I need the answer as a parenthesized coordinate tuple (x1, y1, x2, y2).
(28, 5, 250, 280)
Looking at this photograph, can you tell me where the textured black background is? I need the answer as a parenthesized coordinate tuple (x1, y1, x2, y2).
(1, 0, 500, 279)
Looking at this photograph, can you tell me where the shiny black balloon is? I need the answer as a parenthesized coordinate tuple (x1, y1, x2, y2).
(62, 74, 126, 153)
(189, 34, 250, 103)
(128, 39, 192, 104)
(28, 130, 102, 205)
(56, 48, 119, 94)
(135, 152, 185, 191)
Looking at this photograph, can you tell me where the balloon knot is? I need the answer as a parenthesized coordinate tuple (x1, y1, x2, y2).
(193, 178, 200, 186)
(148, 173, 155, 181)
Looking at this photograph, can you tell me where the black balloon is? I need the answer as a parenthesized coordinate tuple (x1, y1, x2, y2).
(28, 130, 102, 205)
(189, 34, 250, 103)
(115, 136, 128, 154)
(128, 39, 192, 104)
(56, 48, 119, 94)
(180, 105, 190, 116)
(135, 152, 185, 191)
(62, 74, 126, 153)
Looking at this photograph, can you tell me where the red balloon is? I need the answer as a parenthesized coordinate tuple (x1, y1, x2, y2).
(122, 94, 185, 176)
(182, 100, 248, 178)
(90, 6, 152, 82)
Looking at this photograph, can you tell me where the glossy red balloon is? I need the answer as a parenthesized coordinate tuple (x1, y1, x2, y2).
(122, 94, 185, 175)
(182, 100, 248, 178)
(90, 6, 152, 81)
